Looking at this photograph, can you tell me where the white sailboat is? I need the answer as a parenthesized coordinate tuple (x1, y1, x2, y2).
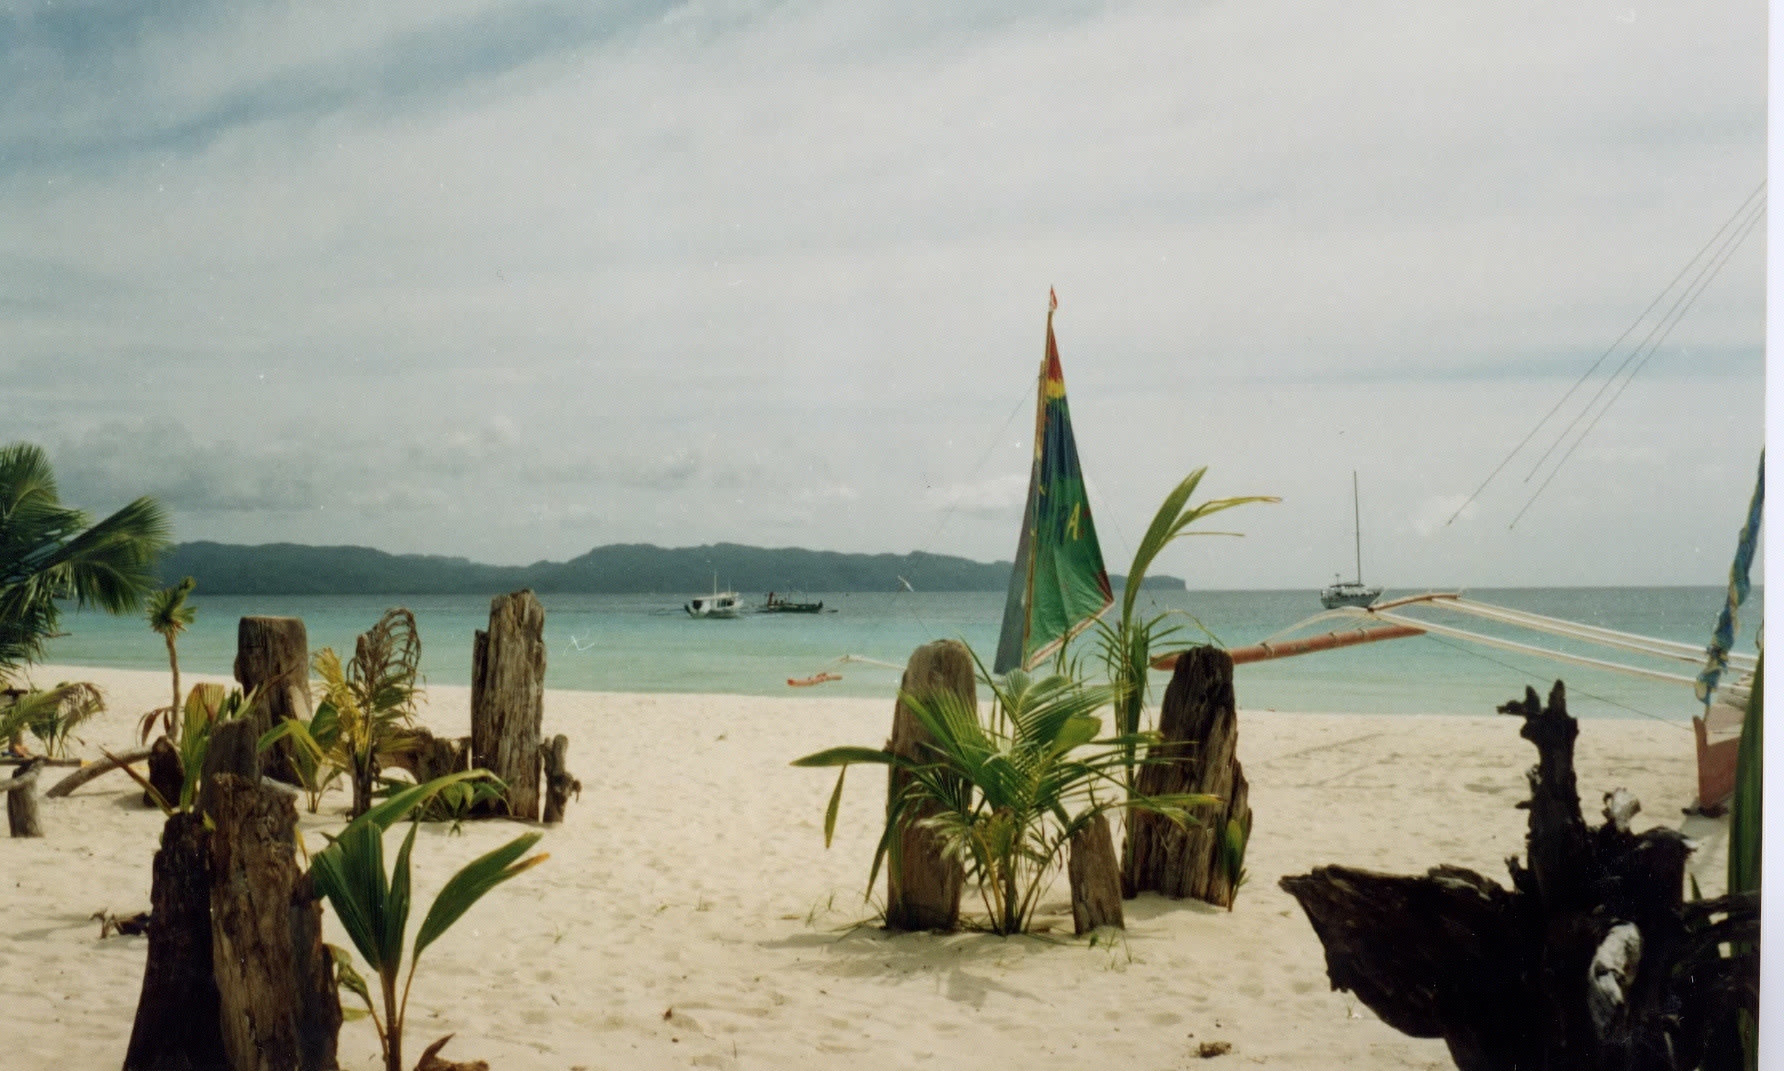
(1319, 471, 1381, 609)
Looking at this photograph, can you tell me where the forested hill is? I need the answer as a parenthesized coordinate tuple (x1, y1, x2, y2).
(154, 541, 1186, 595)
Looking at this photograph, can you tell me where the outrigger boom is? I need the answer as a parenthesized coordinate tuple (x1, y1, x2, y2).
(1153, 591, 1755, 699)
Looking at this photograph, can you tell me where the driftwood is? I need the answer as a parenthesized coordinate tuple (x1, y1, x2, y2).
(1123, 646, 1249, 907)
(542, 733, 580, 824)
(883, 639, 970, 932)
(125, 812, 228, 1071)
(234, 615, 312, 785)
(387, 726, 472, 783)
(470, 590, 547, 819)
(6, 758, 43, 837)
(1279, 682, 1759, 1071)
(415, 1034, 490, 1071)
(206, 773, 341, 1071)
(1067, 812, 1124, 934)
(45, 745, 153, 798)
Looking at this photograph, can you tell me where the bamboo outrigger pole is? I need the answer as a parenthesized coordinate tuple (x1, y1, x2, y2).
(1151, 623, 1426, 671)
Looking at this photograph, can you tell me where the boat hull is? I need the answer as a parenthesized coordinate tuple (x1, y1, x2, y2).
(1319, 584, 1382, 610)
(685, 593, 744, 618)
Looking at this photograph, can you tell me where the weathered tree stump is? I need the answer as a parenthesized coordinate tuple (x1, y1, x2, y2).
(542, 733, 580, 824)
(125, 812, 228, 1071)
(206, 773, 342, 1071)
(1279, 682, 1759, 1071)
(470, 590, 547, 820)
(146, 733, 183, 808)
(883, 639, 970, 932)
(5, 758, 44, 837)
(1123, 646, 1250, 907)
(46, 745, 153, 798)
(198, 719, 260, 819)
(1067, 812, 1124, 934)
(235, 616, 312, 785)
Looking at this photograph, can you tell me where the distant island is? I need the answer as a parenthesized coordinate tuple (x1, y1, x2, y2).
(153, 541, 1187, 596)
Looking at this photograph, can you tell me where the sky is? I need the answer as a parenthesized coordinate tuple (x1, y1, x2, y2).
(2, 0, 1768, 590)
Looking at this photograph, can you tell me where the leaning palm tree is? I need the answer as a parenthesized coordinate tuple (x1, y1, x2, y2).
(0, 442, 170, 684)
(143, 576, 197, 743)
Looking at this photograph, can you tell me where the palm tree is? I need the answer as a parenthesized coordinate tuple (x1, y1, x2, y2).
(144, 577, 197, 741)
(0, 442, 170, 684)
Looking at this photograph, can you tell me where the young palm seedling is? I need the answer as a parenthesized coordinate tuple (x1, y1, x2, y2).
(795, 657, 1220, 936)
(309, 772, 546, 1071)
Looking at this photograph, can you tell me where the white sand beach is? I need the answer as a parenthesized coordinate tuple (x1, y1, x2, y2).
(2, 664, 1722, 1070)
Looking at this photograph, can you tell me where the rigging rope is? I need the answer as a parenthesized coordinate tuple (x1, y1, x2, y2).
(1510, 194, 1765, 528)
(1446, 180, 1766, 527)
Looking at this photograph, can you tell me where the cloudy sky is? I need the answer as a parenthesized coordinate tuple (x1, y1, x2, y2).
(3, 1, 1768, 589)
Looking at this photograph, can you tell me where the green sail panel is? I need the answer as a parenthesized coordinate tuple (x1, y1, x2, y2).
(994, 308, 1114, 674)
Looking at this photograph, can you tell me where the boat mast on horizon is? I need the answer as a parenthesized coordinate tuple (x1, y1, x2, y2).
(1320, 471, 1381, 609)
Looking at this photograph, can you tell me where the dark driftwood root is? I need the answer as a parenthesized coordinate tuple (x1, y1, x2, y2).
(1124, 646, 1249, 907)
(883, 639, 970, 932)
(1067, 811, 1124, 934)
(1279, 681, 1759, 1071)
(234, 615, 312, 785)
(471, 589, 547, 819)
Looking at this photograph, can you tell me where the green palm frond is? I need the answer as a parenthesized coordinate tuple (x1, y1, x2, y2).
(0, 443, 170, 682)
(413, 833, 547, 958)
(4, 681, 106, 758)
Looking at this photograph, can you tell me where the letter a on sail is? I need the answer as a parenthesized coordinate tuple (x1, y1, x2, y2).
(994, 291, 1115, 674)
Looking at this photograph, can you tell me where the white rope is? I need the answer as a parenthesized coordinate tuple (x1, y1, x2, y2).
(1263, 592, 1754, 691)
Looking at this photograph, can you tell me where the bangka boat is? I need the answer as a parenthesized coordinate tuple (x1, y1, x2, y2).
(685, 574, 743, 619)
(1319, 472, 1380, 609)
(761, 593, 826, 614)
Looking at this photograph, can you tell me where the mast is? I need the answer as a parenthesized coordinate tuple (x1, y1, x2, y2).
(1351, 471, 1363, 585)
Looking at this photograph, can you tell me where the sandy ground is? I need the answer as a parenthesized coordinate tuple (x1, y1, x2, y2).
(1, 664, 1722, 1070)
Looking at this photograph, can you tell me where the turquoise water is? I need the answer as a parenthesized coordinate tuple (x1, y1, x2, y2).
(33, 587, 1758, 724)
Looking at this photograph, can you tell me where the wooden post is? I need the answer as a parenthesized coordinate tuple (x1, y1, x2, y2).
(5, 758, 44, 837)
(206, 773, 342, 1071)
(1067, 812, 1124, 934)
(1122, 646, 1249, 907)
(883, 639, 970, 932)
(542, 734, 580, 824)
(124, 812, 228, 1071)
(199, 719, 260, 818)
(235, 616, 312, 785)
(470, 590, 547, 820)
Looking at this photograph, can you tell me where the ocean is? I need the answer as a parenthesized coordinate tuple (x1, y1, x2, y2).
(29, 586, 1759, 727)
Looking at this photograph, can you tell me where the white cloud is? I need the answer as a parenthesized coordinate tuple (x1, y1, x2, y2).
(0, 0, 1764, 583)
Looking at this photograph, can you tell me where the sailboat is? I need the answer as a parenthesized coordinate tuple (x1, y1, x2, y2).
(1319, 471, 1381, 609)
(993, 289, 1115, 674)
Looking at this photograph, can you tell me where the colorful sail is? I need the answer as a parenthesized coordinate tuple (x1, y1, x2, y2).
(1696, 450, 1764, 706)
(994, 292, 1115, 674)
